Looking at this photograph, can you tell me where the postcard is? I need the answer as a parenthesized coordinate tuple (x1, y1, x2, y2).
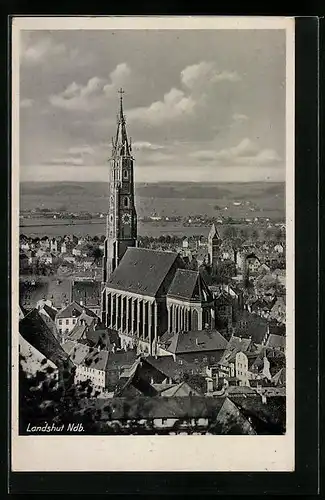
(11, 16, 295, 472)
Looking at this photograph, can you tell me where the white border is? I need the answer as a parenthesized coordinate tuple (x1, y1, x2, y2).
(11, 16, 295, 472)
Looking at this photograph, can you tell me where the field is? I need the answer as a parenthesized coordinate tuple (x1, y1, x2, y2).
(19, 181, 285, 238)
(20, 181, 285, 216)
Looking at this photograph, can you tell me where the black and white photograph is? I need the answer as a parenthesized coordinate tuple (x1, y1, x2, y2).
(12, 16, 295, 472)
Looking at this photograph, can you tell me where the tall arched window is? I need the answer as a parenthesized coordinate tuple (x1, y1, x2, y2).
(191, 309, 199, 331)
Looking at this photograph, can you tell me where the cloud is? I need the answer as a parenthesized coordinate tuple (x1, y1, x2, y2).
(132, 141, 164, 151)
(20, 98, 34, 108)
(21, 36, 67, 66)
(103, 63, 131, 97)
(127, 61, 240, 127)
(44, 157, 84, 166)
(49, 63, 131, 112)
(181, 61, 240, 90)
(20, 33, 93, 69)
(190, 138, 281, 166)
(128, 87, 197, 126)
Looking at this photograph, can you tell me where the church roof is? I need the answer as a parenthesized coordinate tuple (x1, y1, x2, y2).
(167, 269, 213, 302)
(106, 247, 181, 297)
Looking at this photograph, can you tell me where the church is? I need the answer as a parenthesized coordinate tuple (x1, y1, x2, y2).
(101, 90, 216, 355)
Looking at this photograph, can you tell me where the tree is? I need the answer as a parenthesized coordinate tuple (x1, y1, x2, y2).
(214, 260, 236, 284)
(223, 225, 237, 241)
(19, 355, 104, 434)
(90, 247, 104, 265)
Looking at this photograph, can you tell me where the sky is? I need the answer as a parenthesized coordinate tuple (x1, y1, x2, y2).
(19, 29, 286, 183)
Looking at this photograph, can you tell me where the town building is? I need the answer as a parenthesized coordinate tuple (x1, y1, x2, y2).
(55, 301, 99, 340)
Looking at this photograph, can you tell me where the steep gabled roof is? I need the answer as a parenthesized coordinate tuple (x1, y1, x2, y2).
(208, 223, 221, 241)
(265, 334, 286, 350)
(42, 303, 57, 321)
(227, 335, 252, 353)
(83, 348, 111, 371)
(19, 308, 72, 370)
(143, 355, 198, 381)
(167, 269, 213, 302)
(106, 247, 182, 297)
(62, 340, 90, 365)
(168, 329, 228, 355)
(160, 381, 203, 397)
(68, 323, 88, 342)
(56, 301, 98, 319)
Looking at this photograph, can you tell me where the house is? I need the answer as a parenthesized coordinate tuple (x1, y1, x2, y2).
(122, 355, 202, 390)
(63, 255, 76, 265)
(50, 237, 61, 253)
(40, 236, 50, 250)
(264, 334, 285, 352)
(83, 257, 94, 270)
(249, 297, 274, 319)
(38, 252, 55, 265)
(84, 394, 285, 434)
(234, 310, 270, 345)
(72, 245, 83, 257)
(274, 243, 284, 254)
(72, 244, 90, 257)
(163, 329, 228, 366)
(55, 301, 99, 339)
(35, 248, 46, 259)
(60, 240, 76, 255)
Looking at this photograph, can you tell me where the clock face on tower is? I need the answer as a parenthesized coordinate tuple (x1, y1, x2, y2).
(122, 213, 131, 225)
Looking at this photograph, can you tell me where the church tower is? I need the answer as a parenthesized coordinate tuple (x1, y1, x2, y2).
(207, 223, 222, 274)
(102, 89, 137, 283)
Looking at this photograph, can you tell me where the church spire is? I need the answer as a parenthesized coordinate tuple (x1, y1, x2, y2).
(113, 88, 130, 156)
